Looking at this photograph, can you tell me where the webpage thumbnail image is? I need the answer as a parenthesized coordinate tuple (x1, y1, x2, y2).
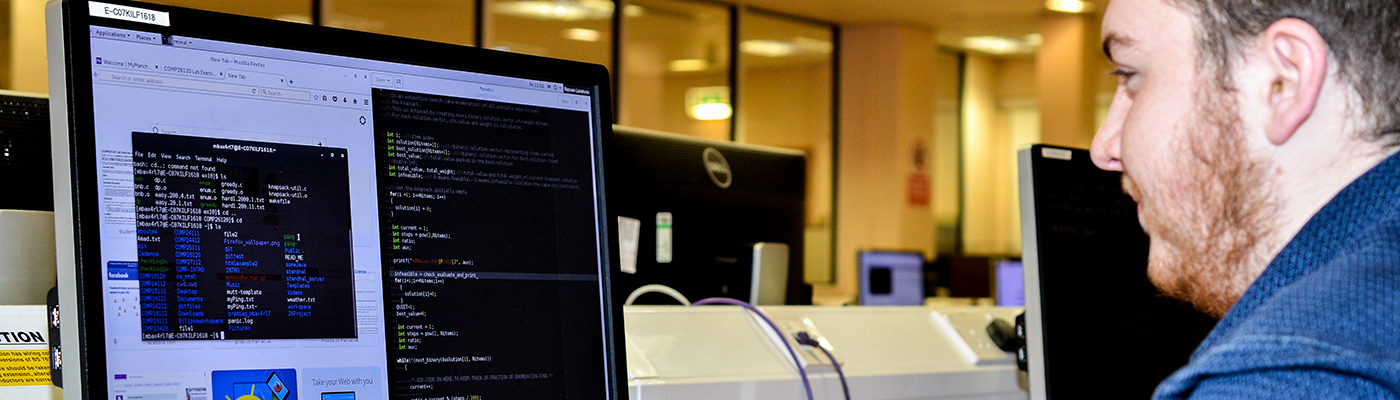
(213, 369, 295, 400)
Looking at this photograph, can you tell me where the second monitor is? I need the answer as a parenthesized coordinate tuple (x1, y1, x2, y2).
(608, 126, 809, 305)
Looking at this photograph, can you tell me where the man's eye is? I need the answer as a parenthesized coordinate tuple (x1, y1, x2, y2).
(1109, 68, 1136, 82)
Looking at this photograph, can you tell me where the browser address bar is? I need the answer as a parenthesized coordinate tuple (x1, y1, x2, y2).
(98, 71, 313, 101)
(99, 70, 258, 96)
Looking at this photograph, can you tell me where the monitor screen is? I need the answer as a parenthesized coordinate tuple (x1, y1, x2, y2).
(994, 260, 1023, 306)
(1018, 145, 1215, 399)
(0, 91, 52, 211)
(857, 250, 924, 306)
(48, 1, 623, 399)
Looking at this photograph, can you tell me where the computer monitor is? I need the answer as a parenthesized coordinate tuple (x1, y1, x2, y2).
(48, 1, 624, 398)
(1018, 145, 1215, 399)
(857, 250, 925, 306)
(0, 91, 52, 211)
(993, 260, 1023, 306)
(947, 256, 994, 298)
(607, 126, 809, 305)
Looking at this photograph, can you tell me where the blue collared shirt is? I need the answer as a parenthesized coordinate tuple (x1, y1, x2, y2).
(1153, 152, 1400, 399)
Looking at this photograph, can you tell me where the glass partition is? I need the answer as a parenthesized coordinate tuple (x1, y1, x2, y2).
(737, 10, 835, 284)
(618, 0, 732, 141)
(323, 0, 476, 45)
(484, 0, 614, 70)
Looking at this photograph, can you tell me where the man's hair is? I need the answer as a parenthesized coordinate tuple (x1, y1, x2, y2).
(1168, 0, 1400, 146)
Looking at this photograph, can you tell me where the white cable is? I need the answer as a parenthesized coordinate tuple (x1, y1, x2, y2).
(624, 284, 691, 306)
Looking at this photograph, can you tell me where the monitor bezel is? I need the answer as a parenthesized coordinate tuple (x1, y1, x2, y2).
(48, 1, 624, 398)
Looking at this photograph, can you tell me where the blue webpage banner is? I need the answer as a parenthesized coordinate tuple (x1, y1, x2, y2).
(107, 261, 138, 281)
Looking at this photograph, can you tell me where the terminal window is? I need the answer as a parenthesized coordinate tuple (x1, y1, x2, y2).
(133, 132, 356, 340)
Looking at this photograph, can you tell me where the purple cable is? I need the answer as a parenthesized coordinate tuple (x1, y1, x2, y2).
(692, 297, 814, 400)
(796, 332, 850, 400)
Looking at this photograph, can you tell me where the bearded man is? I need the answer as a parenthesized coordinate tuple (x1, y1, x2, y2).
(1090, 0, 1400, 397)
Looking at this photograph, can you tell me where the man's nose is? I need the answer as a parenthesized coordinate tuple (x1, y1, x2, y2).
(1091, 93, 1127, 171)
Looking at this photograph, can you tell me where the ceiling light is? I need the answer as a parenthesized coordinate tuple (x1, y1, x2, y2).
(1046, 0, 1094, 14)
(1024, 33, 1044, 47)
(494, 0, 614, 21)
(668, 59, 710, 72)
(565, 28, 601, 42)
(740, 40, 796, 57)
(793, 37, 833, 54)
(961, 36, 1036, 55)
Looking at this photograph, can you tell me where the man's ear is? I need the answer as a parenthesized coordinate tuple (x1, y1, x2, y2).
(1262, 18, 1328, 145)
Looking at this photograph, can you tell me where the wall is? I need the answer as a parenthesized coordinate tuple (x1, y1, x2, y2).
(960, 55, 1005, 255)
(824, 24, 939, 304)
(960, 56, 1039, 256)
(8, 0, 45, 92)
(957, 10, 1116, 259)
(737, 64, 835, 282)
(1036, 11, 1110, 148)
(741, 64, 833, 225)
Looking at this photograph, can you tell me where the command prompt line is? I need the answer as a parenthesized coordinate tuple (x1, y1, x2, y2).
(132, 132, 356, 340)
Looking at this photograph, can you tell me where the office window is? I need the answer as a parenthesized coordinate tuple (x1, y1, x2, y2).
(143, 0, 313, 22)
(483, 0, 614, 70)
(322, 0, 476, 45)
(618, 0, 731, 141)
(736, 10, 835, 284)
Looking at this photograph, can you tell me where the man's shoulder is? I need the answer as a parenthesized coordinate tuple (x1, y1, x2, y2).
(1153, 218, 1400, 399)
(1232, 214, 1400, 358)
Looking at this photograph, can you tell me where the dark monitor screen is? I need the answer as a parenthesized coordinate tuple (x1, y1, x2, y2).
(1019, 145, 1216, 399)
(607, 126, 808, 305)
(0, 91, 52, 211)
(48, 1, 623, 399)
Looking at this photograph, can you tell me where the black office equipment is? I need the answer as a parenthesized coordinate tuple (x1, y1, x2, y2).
(1019, 144, 1216, 399)
(608, 126, 809, 305)
(0, 91, 51, 211)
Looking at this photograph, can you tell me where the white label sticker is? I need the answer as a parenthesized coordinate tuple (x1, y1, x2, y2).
(89, 2, 170, 27)
(617, 217, 641, 274)
(1041, 147, 1073, 161)
(655, 212, 673, 264)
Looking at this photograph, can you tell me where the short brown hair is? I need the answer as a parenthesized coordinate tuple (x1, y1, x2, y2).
(1169, 0, 1400, 146)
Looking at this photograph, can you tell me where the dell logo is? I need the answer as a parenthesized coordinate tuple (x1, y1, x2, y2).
(702, 147, 732, 189)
